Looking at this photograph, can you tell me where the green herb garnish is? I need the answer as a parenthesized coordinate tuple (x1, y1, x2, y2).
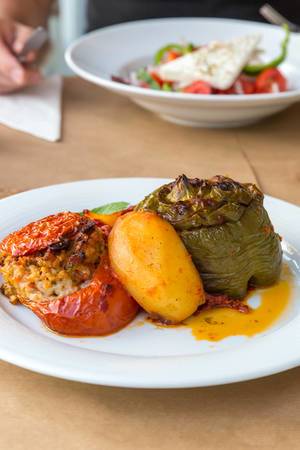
(154, 43, 194, 65)
(91, 202, 129, 214)
(162, 83, 173, 91)
(243, 24, 290, 75)
(137, 69, 160, 89)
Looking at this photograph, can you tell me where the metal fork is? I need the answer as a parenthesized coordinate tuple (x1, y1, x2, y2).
(260, 3, 300, 32)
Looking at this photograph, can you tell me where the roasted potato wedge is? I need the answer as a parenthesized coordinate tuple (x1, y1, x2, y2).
(109, 211, 204, 323)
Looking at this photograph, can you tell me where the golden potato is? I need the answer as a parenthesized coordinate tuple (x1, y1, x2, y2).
(108, 211, 205, 323)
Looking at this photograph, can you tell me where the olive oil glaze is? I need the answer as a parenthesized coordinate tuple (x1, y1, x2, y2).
(185, 264, 293, 341)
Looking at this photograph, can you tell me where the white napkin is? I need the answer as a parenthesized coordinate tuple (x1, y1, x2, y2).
(0, 75, 62, 142)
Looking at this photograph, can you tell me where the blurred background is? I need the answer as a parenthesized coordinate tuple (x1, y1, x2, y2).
(48, 0, 87, 75)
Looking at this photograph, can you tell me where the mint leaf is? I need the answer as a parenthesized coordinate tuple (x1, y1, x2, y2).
(91, 202, 129, 214)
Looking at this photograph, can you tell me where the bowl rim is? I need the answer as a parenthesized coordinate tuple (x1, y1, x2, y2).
(65, 17, 300, 104)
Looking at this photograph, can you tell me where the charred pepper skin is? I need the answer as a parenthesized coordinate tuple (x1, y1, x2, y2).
(137, 175, 282, 298)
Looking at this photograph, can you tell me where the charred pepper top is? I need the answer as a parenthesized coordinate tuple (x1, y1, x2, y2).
(137, 175, 282, 298)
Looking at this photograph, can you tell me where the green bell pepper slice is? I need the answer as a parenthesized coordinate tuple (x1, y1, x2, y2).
(162, 82, 173, 91)
(136, 69, 161, 89)
(154, 43, 194, 65)
(243, 24, 290, 75)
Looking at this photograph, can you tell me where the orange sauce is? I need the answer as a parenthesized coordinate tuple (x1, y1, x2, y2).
(184, 265, 293, 342)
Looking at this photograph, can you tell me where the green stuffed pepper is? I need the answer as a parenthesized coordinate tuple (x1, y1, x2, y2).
(136, 175, 282, 298)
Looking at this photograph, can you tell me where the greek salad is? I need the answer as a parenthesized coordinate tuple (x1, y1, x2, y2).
(112, 25, 289, 95)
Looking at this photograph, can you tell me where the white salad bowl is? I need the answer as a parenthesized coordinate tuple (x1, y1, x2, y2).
(66, 18, 300, 128)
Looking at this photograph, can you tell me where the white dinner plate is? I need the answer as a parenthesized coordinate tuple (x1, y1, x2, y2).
(0, 178, 299, 388)
(65, 18, 300, 128)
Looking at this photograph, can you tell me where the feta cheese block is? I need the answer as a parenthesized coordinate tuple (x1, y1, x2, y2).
(157, 34, 261, 90)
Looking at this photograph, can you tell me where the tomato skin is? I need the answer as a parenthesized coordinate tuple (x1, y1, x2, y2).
(150, 71, 164, 86)
(215, 75, 256, 95)
(166, 50, 182, 62)
(139, 81, 150, 88)
(183, 81, 212, 94)
(214, 86, 236, 95)
(240, 77, 256, 94)
(23, 254, 139, 336)
(255, 68, 287, 93)
(0, 212, 96, 257)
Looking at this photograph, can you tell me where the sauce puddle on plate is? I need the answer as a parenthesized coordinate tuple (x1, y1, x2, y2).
(184, 265, 293, 342)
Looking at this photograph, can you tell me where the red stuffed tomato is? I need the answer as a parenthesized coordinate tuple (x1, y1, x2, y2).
(22, 254, 139, 336)
(0, 212, 138, 336)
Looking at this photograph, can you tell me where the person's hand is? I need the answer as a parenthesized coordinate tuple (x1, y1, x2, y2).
(0, 19, 43, 94)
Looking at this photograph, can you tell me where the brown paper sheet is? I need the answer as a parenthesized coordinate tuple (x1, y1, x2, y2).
(1, 78, 300, 450)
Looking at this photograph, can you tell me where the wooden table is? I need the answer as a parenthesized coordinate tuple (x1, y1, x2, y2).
(1, 78, 300, 450)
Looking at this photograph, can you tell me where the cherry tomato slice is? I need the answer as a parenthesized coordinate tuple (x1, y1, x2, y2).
(183, 81, 212, 94)
(255, 68, 287, 93)
(239, 76, 256, 94)
(215, 75, 255, 95)
(150, 71, 164, 86)
(214, 86, 236, 95)
(166, 50, 182, 62)
(139, 81, 150, 88)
